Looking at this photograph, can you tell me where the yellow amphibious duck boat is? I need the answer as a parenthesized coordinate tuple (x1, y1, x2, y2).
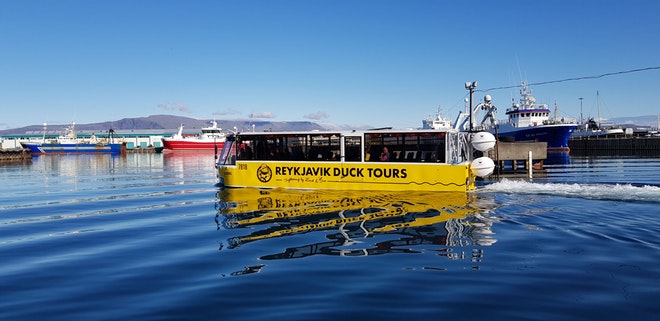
(215, 128, 495, 192)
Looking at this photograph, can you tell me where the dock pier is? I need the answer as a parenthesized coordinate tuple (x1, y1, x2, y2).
(0, 148, 32, 162)
(569, 136, 660, 155)
(487, 141, 547, 176)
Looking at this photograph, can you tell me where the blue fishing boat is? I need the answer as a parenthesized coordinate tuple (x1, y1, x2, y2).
(455, 82, 576, 151)
(20, 122, 123, 155)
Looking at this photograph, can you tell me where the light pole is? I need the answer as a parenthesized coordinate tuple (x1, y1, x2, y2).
(578, 97, 584, 125)
(465, 81, 477, 131)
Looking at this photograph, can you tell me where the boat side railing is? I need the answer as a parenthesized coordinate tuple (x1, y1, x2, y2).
(446, 130, 470, 164)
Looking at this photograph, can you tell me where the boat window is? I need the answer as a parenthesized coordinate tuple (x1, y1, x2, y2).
(344, 136, 362, 162)
(401, 134, 419, 161)
(218, 136, 237, 165)
(365, 133, 400, 161)
(307, 134, 340, 161)
(419, 133, 445, 162)
(365, 132, 446, 163)
(235, 133, 341, 162)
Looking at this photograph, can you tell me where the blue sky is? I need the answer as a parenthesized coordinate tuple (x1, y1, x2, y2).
(1, 0, 659, 130)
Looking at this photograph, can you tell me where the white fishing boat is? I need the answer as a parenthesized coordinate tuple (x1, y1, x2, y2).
(422, 106, 452, 130)
(572, 119, 624, 138)
(571, 92, 624, 138)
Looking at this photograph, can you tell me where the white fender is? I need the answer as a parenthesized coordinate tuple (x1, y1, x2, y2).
(471, 156, 495, 178)
(471, 131, 496, 152)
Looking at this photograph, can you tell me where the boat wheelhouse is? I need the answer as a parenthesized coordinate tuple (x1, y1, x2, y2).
(215, 128, 495, 192)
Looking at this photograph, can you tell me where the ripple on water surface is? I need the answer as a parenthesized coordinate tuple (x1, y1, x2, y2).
(1, 154, 659, 320)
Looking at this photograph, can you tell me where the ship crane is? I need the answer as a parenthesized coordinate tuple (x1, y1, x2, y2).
(454, 94, 498, 132)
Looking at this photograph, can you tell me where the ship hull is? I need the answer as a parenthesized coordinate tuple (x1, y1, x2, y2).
(493, 124, 577, 151)
(161, 139, 225, 150)
(21, 143, 123, 154)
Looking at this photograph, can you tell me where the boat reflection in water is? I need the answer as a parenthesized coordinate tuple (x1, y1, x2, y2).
(545, 151, 571, 166)
(215, 188, 498, 268)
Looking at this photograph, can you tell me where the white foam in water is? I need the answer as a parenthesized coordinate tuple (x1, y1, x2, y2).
(480, 179, 660, 203)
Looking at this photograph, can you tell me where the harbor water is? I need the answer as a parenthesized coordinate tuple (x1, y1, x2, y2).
(1, 152, 659, 320)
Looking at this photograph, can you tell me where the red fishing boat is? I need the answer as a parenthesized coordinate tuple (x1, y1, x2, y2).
(161, 120, 227, 150)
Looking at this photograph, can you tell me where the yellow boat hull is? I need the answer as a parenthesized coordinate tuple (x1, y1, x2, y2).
(218, 161, 475, 192)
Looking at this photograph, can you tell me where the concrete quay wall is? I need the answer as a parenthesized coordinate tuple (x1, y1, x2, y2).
(569, 136, 660, 153)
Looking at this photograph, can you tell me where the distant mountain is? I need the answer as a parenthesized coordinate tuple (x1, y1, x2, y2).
(3, 114, 656, 137)
(609, 115, 659, 128)
(0, 115, 325, 136)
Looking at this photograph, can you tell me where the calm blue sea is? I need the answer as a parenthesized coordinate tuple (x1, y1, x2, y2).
(1, 152, 659, 321)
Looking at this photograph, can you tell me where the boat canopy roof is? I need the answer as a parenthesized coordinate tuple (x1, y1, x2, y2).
(232, 128, 461, 138)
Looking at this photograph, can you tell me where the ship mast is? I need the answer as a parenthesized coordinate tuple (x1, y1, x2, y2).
(597, 91, 601, 128)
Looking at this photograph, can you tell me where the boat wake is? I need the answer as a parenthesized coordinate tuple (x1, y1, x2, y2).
(479, 179, 660, 203)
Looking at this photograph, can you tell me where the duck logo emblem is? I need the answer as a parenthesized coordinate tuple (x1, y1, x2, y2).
(256, 164, 272, 183)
